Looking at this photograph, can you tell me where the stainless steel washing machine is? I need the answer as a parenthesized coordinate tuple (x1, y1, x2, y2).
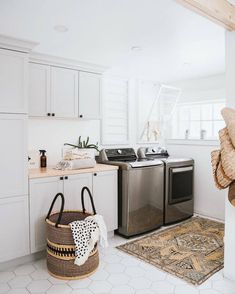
(138, 147, 194, 225)
(99, 148, 164, 237)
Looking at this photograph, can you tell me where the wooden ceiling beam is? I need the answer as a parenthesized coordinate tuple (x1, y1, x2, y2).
(176, 0, 235, 31)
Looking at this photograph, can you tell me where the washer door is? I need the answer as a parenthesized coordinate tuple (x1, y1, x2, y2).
(168, 166, 193, 205)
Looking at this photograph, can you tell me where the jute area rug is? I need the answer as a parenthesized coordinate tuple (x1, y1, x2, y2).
(117, 217, 224, 285)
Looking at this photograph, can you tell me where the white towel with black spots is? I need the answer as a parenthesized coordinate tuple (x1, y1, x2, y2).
(69, 214, 108, 266)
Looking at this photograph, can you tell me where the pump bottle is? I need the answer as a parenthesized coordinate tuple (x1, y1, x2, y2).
(39, 150, 47, 168)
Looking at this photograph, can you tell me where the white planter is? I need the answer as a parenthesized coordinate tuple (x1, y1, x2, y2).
(63, 147, 95, 160)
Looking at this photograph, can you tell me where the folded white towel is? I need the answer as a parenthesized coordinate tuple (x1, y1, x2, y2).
(69, 214, 108, 266)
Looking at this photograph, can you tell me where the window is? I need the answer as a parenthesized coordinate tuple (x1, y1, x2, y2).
(170, 100, 226, 140)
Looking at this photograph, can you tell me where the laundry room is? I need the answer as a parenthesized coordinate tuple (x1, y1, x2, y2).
(1, 0, 235, 293)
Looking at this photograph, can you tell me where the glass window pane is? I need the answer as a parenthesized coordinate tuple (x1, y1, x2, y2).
(179, 106, 190, 121)
(201, 104, 213, 121)
(201, 121, 213, 139)
(178, 121, 190, 139)
(189, 121, 200, 139)
(190, 106, 201, 121)
(213, 103, 225, 120)
(213, 121, 225, 138)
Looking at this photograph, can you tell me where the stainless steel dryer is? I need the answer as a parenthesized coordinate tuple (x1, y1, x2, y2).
(99, 148, 164, 237)
(138, 147, 194, 225)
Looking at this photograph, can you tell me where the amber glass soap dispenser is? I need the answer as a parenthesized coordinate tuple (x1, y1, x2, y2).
(39, 150, 47, 168)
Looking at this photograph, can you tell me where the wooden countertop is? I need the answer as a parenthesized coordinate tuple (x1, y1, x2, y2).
(29, 163, 119, 179)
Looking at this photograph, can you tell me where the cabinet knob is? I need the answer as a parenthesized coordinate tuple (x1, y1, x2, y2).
(52, 113, 55, 117)
(94, 173, 97, 176)
(65, 176, 68, 180)
(79, 114, 83, 118)
(47, 113, 51, 116)
(60, 176, 63, 180)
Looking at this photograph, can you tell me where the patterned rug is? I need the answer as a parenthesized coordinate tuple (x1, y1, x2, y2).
(117, 217, 224, 285)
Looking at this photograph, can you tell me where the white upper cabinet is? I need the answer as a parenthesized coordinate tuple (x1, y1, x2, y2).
(51, 67, 78, 118)
(28, 62, 102, 120)
(29, 63, 50, 117)
(79, 71, 101, 119)
(0, 114, 28, 199)
(0, 49, 28, 114)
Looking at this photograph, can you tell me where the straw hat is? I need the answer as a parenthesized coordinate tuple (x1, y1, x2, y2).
(221, 107, 235, 126)
(219, 128, 235, 180)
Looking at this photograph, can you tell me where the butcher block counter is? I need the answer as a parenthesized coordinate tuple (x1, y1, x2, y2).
(28, 163, 119, 179)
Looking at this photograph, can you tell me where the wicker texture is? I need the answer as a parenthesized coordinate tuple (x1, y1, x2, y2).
(211, 150, 232, 189)
(219, 128, 235, 180)
(47, 211, 92, 245)
(47, 250, 99, 280)
(228, 120, 235, 148)
(221, 107, 235, 126)
(229, 181, 235, 206)
(46, 188, 99, 280)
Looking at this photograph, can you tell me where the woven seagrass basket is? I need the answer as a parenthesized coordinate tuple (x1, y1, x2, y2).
(211, 149, 232, 189)
(45, 187, 99, 280)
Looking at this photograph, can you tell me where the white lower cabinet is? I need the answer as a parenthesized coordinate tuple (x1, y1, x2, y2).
(29, 177, 63, 253)
(0, 196, 30, 262)
(29, 170, 117, 253)
(63, 173, 93, 211)
(92, 171, 118, 232)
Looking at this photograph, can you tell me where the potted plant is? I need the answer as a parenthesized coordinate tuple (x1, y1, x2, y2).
(63, 136, 99, 160)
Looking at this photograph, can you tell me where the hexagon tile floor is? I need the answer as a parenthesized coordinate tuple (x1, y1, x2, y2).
(1, 235, 235, 294)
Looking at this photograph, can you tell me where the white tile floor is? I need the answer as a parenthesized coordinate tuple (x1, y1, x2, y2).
(0, 235, 235, 294)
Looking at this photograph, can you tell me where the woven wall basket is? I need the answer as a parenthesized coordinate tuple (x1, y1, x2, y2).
(211, 149, 232, 189)
(219, 128, 235, 180)
(229, 181, 235, 207)
(45, 187, 99, 280)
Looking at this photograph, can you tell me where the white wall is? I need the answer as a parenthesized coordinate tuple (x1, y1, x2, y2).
(224, 30, 235, 281)
(171, 74, 226, 103)
(28, 118, 100, 166)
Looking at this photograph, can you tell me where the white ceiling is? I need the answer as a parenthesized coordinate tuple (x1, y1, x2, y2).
(0, 0, 225, 82)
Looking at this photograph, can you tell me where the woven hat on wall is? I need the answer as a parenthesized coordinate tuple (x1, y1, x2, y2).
(211, 149, 232, 189)
(228, 120, 235, 147)
(221, 108, 235, 147)
(228, 181, 235, 207)
(221, 107, 235, 126)
(219, 128, 235, 181)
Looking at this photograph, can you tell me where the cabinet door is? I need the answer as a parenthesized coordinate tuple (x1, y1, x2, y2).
(92, 171, 118, 232)
(0, 49, 28, 114)
(79, 71, 101, 119)
(51, 67, 78, 118)
(0, 114, 28, 198)
(29, 63, 50, 117)
(0, 196, 29, 262)
(64, 174, 93, 212)
(29, 177, 63, 253)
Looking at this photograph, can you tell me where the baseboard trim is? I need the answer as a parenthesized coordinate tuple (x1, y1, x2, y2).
(0, 251, 46, 271)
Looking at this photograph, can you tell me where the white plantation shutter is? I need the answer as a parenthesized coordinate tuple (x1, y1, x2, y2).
(102, 78, 129, 144)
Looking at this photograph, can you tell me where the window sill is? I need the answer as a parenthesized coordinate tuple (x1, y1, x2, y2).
(166, 139, 219, 146)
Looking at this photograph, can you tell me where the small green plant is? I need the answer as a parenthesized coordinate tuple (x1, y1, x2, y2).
(64, 136, 99, 151)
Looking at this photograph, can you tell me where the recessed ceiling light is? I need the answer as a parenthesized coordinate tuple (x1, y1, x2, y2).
(54, 25, 69, 33)
(131, 46, 142, 52)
